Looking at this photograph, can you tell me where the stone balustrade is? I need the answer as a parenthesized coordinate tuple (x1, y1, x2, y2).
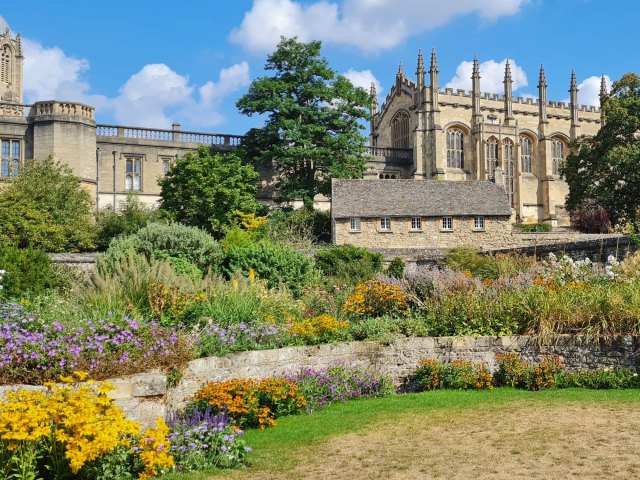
(96, 124, 243, 147)
(29, 101, 95, 119)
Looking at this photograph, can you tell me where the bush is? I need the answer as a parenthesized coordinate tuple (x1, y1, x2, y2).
(342, 279, 408, 319)
(513, 223, 553, 233)
(97, 222, 223, 275)
(410, 359, 493, 391)
(555, 368, 640, 389)
(349, 316, 428, 343)
(494, 354, 563, 391)
(315, 244, 383, 283)
(442, 248, 499, 279)
(0, 245, 60, 299)
(191, 378, 307, 429)
(221, 241, 315, 295)
(287, 314, 350, 345)
(266, 207, 331, 245)
(571, 204, 612, 233)
(95, 194, 158, 250)
(386, 257, 406, 278)
(0, 157, 96, 252)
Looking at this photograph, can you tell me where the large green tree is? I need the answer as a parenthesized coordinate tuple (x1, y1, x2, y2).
(0, 157, 96, 252)
(158, 146, 259, 237)
(236, 37, 370, 205)
(564, 73, 640, 226)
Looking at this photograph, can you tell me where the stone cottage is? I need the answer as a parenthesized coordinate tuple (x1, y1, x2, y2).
(331, 179, 512, 249)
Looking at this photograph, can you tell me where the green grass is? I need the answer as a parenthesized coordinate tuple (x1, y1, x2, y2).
(161, 388, 640, 479)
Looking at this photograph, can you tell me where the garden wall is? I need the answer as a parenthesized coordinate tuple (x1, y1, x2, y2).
(4, 335, 634, 428)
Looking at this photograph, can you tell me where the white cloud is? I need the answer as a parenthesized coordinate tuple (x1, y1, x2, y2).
(22, 39, 109, 108)
(230, 0, 529, 53)
(577, 75, 610, 107)
(445, 58, 528, 94)
(343, 68, 382, 100)
(22, 38, 250, 129)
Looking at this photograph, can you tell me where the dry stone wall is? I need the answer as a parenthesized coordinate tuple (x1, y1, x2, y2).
(3, 336, 637, 428)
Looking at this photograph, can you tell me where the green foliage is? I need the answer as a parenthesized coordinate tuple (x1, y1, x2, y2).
(95, 194, 158, 250)
(556, 367, 640, 389)
(442, 248, 499, 279)
(564, 73, 640, 226)
(221, 241, 315, 295)
(410, 359, 493, 391)
(349, 316, 428, 343)
(159, 146, 259, 237)
(237, 37, 370, 205)
(0, 157, 95, 252)
(0, 246, 60, 299)
(96, 222, 223, 275)
(513, 223, 553, 233)
(221, 226, 263, 250)
(266, 207, 331, 245)
(494, 354, 564, 391)
(315, 244, 383, 283)
(386, 257, 406, 278)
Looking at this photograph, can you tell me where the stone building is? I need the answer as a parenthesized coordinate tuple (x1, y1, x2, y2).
(0, 16, 242, 209)
(367, 49, 606, 226)
(331, 179, 512, 249)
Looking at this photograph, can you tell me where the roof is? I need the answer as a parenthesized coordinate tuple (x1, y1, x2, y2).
(331, 179, 512, 218)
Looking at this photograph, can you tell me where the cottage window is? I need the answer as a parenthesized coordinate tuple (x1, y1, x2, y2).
(441, 217, 453, 231)
(474, 216, 485, 230)
(551, 139, 565, 175)
(446, 129, 464, 169)
(1, 139, 20, 177)
(520, 136, 533, 173)
(349, 217, 361, 232)
(380, 217, 391, 231)
(410, 217, 422, 231)
(125, 157, 142, 191)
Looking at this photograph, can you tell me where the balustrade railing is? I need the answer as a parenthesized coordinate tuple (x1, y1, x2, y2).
(366, 146, 413, 159)
(96, 124, 244, 147)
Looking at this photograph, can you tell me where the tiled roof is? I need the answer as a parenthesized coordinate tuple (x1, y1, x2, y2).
(331, 179, 512, 218)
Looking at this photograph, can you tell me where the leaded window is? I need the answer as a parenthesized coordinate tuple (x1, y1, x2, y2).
(520, 136, 533, 173)
(1, 139, 20, 177)
(391, 112, 410, 149)
(504, 139, 515, 207)
(125, 157, 142, 191)
(486, 137, 499, 178)
(552, 140, 565, 175)
(446, 129, 464, 168)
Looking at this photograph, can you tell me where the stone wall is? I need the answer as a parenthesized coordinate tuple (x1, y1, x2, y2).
(3, 336, 634, 428)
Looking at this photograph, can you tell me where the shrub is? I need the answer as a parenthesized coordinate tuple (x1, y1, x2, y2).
(442, 248, 499, 279)
(494, 353, 563, 391)
(195, 321, 290, 358)
(167, 408, 251, 472)
(555, 367, 640, 389)
(287, 314, 350, 344)
(349, 316, 428, 342)
(342, 279, 408, 318)
(571, 205, 612, 233)
(386, 257, 406, 278)
(410, 359, 493, 391)
(0, 245, 60, 299)
(513, 223, 553, 233)
(192, 378, 307, 429)
(97, 222, 223, 275)
(315, 244, 384, 283)
(95, 194, 158, 250)
(266, 207, 331, 245)
(282, 365, 394, 411)
(221, 241, 315, 295)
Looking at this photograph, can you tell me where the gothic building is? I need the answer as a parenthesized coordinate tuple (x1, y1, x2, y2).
(368, 49, 606, 225)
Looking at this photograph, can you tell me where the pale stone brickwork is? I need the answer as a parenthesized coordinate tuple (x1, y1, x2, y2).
(370, 50, 605, 225)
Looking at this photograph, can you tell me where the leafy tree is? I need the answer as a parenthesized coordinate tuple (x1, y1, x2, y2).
(563, 73, 640, 226)
(158, 146, 260, 237)
(0, 157, 95, 252)
(95, 193, 158, 250)
(236, 37, 370, 205)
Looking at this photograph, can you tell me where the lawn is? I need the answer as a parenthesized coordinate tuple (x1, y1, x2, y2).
(164, 388, 640, 480)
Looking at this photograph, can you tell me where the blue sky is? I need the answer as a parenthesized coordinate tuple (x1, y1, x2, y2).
(2, 0, 638, 135)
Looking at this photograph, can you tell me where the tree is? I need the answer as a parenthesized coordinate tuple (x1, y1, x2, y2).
(0, 157, 96, 252)
(563, 73, 640, 227)
(158, 146, 259, 237)
(95, 193, 158, 250)
(236, 37, 370, 205)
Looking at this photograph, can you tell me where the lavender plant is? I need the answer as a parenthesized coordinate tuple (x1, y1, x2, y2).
(195, 321, 290, 357)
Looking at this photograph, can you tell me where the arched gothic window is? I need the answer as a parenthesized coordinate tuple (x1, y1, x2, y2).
(504, 139, 515, 206)
(391, 112, 410, 149)
(551, 139, 565, 175)
(486, 137, 499, 178)
(0, 45, 10, 84)
(520, 136, 533, 174)
(446, 129, 464, 168)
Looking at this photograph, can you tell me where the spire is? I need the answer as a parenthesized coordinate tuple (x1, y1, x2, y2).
(503, 60, 514, 122)
(397, 61, 405, 78)
(429, 48, 440, 111)
(369, 82, 378, 112)
(599, 74, 608, 99)
(570, 68, 578, 93)
(416, 49, 425, 76)
(429, 48, 438, 74)
(472, 55, 480, 80)
(15, 32, 22, 57)
(538, 64, 548, 124)
(569, 69, 580, 137)
(471, 55, 481, 119)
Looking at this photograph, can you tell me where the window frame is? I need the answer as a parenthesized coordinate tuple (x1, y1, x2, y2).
(1, 139, 21, 178)
(410, 217, 422, 231)
(349, 217, 361, 232)
(473, 216, 485, 231)
(125, 156, 143, 192)
(441, 216, 453, 231)
(551, 139, 565, 176)
(379, 217, 392, 232)
(446, 129, 465, 169)
(520, 136, 533, 174)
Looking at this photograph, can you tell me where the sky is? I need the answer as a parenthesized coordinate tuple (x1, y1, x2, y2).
(2, 0, 638, 135)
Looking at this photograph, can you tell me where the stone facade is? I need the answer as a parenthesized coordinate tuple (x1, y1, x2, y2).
(369, 50, 605, 226)
(3, 336, 636, 428)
